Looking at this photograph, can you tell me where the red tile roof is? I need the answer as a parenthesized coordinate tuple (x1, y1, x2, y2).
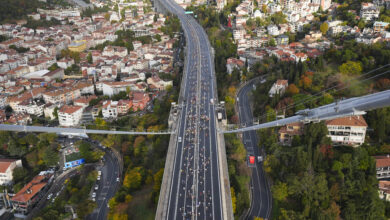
(0, 159, 18, 173)
(59, 105, 82, 114)
(11, 174, 50, 203)
(326, 116, 367, 127)
(375, 155, 390, 168)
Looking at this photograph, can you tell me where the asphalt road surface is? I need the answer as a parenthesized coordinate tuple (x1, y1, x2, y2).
(237, 80, 272, 220)
(160, 1, 224, 219)
(87, 146, 121, 220)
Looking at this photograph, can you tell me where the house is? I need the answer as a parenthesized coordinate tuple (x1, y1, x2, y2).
(275, 34, 289, 45)
(57, 58, 74, 69)
(102, 100, 118, 119)
(117, 99, 132, 115)
(131, 92, 150, 111)
(74, 95, 97, 108)
(379, 180, 390, 201)
(267, 25, 279, 36)
(99, 81, 133, 97)
(0, 159, 22, 185)
(146, 75, 173, 91)
(278, 122, 304, 146)
(269, 79, 288, 97)
(325, 116, 367, 146)
(58, 105, 83, 126)
(375, 155, 390, 179)
(290, 52, 308, 62)
(373, 21, 389, 33)
(10, 172, 53, 215)
(226, 58, 245, 74)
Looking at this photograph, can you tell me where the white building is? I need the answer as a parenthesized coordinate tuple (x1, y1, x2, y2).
(267, 25, 279, 36)
(0, 159, 22, 185)
(102, 100, 118, 119)
(269, 79, 288, 97)
(58, 105, 83, 127)
(360, 3, 380, 21)
(325, 116, 367, 146)
(375, 155, 390, 179)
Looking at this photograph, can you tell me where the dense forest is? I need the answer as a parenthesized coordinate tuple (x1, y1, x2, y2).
(260, 123, 386, 219)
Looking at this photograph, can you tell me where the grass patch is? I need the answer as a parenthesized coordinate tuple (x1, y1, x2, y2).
(65, 152, 82, 162)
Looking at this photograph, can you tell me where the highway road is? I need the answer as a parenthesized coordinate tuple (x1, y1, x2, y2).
(87, 142, 121, 220)
(158, 0, 224, 219)
(237, 80, 272, 219)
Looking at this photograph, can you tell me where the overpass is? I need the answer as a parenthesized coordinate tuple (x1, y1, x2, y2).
(222, 89, 390, 134)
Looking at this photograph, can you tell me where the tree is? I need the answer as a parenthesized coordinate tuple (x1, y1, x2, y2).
(339, 61, 363, 75)
(43, 146, 59, 166)
(231, 187, 237, 214)
(87, 52, 92, 64)
(53, 107, 59, 120)
(48, 63, 59, 71)
(320, 22, 329, 35)
(123, 167, 142, 191)
(272, 181, 288, 201)
(13, 167, 28, 183)
(286, 84, 299, 95)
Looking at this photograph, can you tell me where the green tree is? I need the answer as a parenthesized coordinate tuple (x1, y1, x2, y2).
(339, 61, 363, 75)
(272, 181, 288, 201)
(320, 22, 329, 35)
(43, 146, 59, 166)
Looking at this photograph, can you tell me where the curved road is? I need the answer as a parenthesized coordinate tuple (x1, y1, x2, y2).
(237, 79, 272, 219)
(87, 144, 121, 220)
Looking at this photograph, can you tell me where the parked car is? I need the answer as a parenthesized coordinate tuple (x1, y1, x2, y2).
(116, 177, 120, 182)
(92, 192, 96, 198)
(94, 185, 99, 190)
(47, 193, 53, 200)
(97, 176, 100, 181)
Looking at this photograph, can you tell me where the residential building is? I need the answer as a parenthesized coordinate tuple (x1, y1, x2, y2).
(0, 159, 22, 185)
(325, 116, 367, 146)
(68, 40, 87, 52)
(278, 122, 304, 146)
(275, 34, 289, 45)
(379, 180, 390, 201)
(375, 155, 390, 179)
(373, 21, 389, 33)
(147, 75, 173, 91)
(269, 79, 288, 97)
(131, 92, 150, 111)
(117, 99, 132, 115)
(102, 100, 118, 119)
(11, 172, 53, 215)
(226, 58, 245, 74)
(58, 105, 83, 126)
(360, 3, 380, 21)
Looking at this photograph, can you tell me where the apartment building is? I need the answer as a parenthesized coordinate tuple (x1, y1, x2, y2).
(58, 105, 83, 126)
(325, 116, 367, 146)
(0, 159, 22, 185)
(102, 100, 118, 119)
(11, 172, 53, 215)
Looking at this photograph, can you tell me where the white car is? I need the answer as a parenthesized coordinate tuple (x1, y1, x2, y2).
(98, 170, 102, 176)
(116, 177, 120, 182)
(178, 137, 182, 143)
(97, 176, 100, 181)
(258, 156, 263, 162)
(94, 185, 99, 190)
(47, 193, 53, 200)
(92, 192, 96, 198)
